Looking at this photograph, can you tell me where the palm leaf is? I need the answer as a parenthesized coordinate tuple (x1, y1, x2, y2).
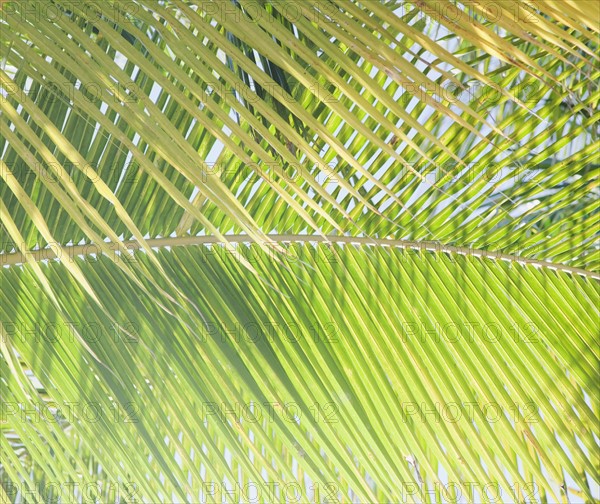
(1, 0, 598, 502)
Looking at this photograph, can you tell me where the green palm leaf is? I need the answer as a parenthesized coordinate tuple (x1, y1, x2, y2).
(1, 0, 598, 502)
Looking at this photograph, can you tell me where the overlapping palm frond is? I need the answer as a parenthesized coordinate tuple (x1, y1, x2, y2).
(0, 0, 598, 502)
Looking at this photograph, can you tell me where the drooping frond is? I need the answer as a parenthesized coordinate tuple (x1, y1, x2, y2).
(2, 243, 599, 502)
(1, 0, 598, 502)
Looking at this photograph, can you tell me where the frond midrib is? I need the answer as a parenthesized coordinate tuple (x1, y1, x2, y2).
(2, 234, 598, 280)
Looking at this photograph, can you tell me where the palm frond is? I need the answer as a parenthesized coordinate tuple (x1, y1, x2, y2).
(1, 0, 598, 502)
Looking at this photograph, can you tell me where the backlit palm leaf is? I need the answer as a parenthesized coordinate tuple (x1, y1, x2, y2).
(0, 1, 598, 502)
